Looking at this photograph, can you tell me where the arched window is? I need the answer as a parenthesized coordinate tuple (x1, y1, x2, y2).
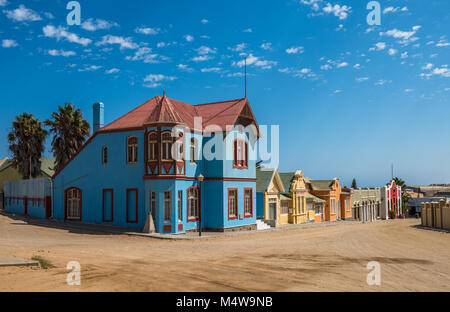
(161, 132, 173, 161)
(148, 132, 158, 161)
(65, 188, 82, 221)
(127, 136, 138, 164)
(102, 146, 108, 164)
(233, 139, 248, 169)
(187, 186, 199, 222)
(190, 137, 197, 164)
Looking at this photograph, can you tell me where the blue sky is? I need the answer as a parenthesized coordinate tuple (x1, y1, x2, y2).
(0, 0, 449, 187)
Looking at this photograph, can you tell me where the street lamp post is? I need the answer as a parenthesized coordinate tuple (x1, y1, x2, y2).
(197, 174, 204, 237)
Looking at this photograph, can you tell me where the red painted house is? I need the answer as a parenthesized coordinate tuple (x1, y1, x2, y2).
(381, 180, 402, 219)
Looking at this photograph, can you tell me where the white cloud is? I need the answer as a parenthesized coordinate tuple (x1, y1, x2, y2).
(322, 3, 351, 20)
(422, 63, 433, 70)
(356, 77, 369, 82)
(105, 68, 120, 74)
(2, 39, 18, 48)
(383, 6, 408, 14)
(243, 28, 252, 33)
(201, 67, 222, 73)
(184, 35, 194, 42)
(0, 0, 8, 7)
(97, 35, 138, 49)
(380, 26, 421, 45)
(125, 47, 166, 63)
(370, 42, 386, 51)
(134, 27, 160, 35)
(191, 55, 213, 62)
(43, 25, 92, 46)
(436, 39, 450, 47)
(82, 18, 119, 31)
(286, 46, 304, 54)
(353, 63, 361, 69)
(388, 48, 398, 56)
(234, 54, 277, 69)
(47, 49, 76, 57)
(4, 4, 42, 22)
(177, 64, 194, 72)
(401, 51, 408, 59)
(374, 79, 392, 86)
(78, 65, 102, 72)
(228, 43, 247, 52)
(261, 42, 272, 50)
(201, 19, 209, 24)
(144, 74, 176, 88)
(404, 89, 414, 93)
(336, 62, 349, 68)
(196, 46, 216, 55)
(320, 64, 332, 70)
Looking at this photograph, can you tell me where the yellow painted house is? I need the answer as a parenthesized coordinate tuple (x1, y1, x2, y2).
(257, 169, 325, 226)
(0, 158, 55, 210)
(256, 168, 286, 227)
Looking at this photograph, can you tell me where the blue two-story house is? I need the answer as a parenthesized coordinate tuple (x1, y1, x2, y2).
(52, 94, 260, 234)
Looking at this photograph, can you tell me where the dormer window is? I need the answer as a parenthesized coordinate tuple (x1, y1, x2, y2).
(148, 132, 158, 161)
(233, 139, 248, 169)
(127, 136, 138, 164)
(161, 132, 173, 161)
(102, 146, 108, 165)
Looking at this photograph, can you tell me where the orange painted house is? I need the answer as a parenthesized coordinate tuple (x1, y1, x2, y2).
(305, 178, 352, 222)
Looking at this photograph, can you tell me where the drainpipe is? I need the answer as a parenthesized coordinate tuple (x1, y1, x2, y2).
(197, 174, 204, 237)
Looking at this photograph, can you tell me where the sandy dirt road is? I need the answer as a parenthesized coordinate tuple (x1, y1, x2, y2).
(0, 214, 449, 292)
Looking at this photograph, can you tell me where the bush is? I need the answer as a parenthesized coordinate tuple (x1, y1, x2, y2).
(389, 210, 396, 219)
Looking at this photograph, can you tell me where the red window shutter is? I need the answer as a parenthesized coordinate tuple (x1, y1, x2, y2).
(244, 142, 248, 167)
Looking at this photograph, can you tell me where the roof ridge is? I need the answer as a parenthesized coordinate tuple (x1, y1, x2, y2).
(194, 98, 245, 106)
(201, 98, 246, 125)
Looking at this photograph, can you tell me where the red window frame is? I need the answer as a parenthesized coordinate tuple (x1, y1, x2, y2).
(233, 139, 248, 169)
(126, 188, 138, 223)
(102, 189, 114, 222)
(244, 188, 253, 218)
(187, 186, 200, 222)
(64, 187, 82, 221)
(228, 188, 238, 220)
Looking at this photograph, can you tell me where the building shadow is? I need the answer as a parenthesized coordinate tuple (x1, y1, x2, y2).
(0, 210, 143, 236)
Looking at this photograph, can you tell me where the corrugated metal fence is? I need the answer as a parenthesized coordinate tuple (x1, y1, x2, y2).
(4, 178, 52, 219)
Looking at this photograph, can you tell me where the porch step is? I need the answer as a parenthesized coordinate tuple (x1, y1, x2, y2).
(256, 220, 271, 231)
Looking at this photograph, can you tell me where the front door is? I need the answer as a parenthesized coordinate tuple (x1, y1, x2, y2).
(268, 199, 277, 221)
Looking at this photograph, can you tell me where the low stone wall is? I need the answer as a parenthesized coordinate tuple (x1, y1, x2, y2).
(421, 201, 450, 230)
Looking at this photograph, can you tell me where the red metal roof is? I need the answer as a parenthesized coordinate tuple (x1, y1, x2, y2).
(100, 96, 258, 132)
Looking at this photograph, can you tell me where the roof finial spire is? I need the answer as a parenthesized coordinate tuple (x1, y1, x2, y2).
(244, 57, 247, 99)
(163, 90, 166, 98)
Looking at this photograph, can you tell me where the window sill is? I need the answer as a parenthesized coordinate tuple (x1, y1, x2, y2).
(187, 218, 199, 223)
(228, 216, 238, 221)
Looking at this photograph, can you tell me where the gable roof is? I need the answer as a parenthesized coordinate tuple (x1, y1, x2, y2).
(256, 169, 275, 192)
(101, 96, 259, 134)
(0, 158, 55, 177)
(309, 180, 335, 191)
(279, 172, 295, 194)
(256, 168, 285, 193)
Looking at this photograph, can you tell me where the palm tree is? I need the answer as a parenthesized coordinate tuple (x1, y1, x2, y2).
(45, 103, 90, 172)
(8, 113, 48, 179)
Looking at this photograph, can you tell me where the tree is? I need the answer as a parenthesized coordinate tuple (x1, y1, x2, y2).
(8, 113, 48, 179)
(45, 103, 90, 172)
(351, 178, 357, 189)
